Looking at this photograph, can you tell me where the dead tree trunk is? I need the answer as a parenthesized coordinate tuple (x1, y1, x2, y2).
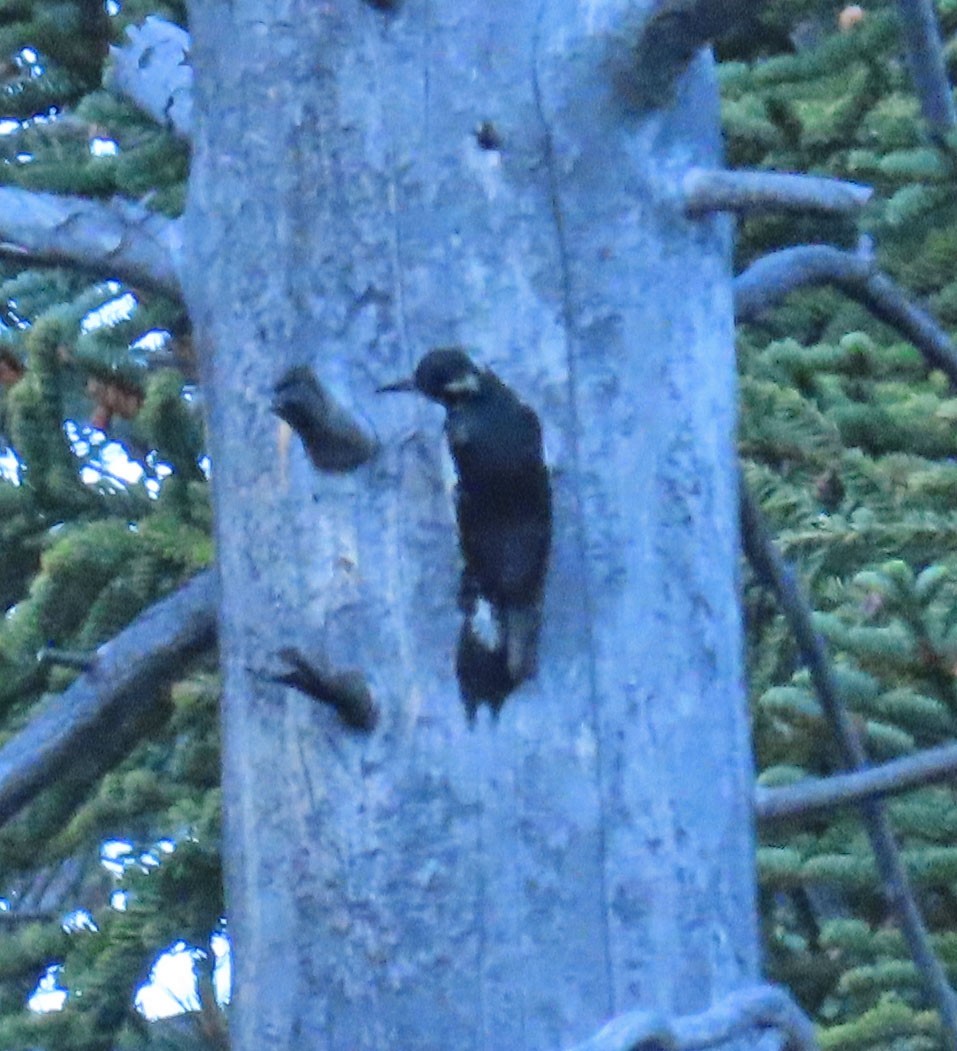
(183, 1, 758, 1047)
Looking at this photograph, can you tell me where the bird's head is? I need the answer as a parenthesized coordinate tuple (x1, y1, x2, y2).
(378, 347, 484, 406)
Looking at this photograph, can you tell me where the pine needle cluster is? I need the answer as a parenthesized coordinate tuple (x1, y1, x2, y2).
(725, 2, 957, 1046)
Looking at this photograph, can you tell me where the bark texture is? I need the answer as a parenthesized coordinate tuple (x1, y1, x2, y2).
(183, 2, 757, 1048)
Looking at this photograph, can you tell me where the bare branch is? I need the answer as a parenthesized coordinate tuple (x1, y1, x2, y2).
(734, 245, 957, 387)
(0, 909, 56, 924)
(566, 983, 817, 1051)
(626, 0, 765, 108)
(106, 16, 192, 139)
(272, 365, 379, 473)
(734, 244, 872, 320)
(13, 855, 87, 915)
(894, 0, 957, 138)
(0, 570, 216, 827)
(861, 270, 957, 385)
(269, 647, 378, 732)
(36, 647, 95, 672)
(684, 169, 872, 217)
(740, 484, 957, 1049)
(739, 482, 867, 789)
(757, 741, 957, 821)
(0, 188, 182, 297)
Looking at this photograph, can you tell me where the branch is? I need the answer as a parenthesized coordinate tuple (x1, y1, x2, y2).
(739, 483, 867, 803)
(861, 270, 957, 385)
(735, 245, 957, 387)
(269, 647, 378, 732)
(0, 909, 56, 924)
(272, 365, 379, 473)
(37, 648, 95, 671)
(740, 485, 957, 1050)
(894, 0, 957, 138)
(684, 169, 872, 217)
(757, 741, 957, 821)
(734, 243, 872, 320)
(565, 983, 817, 1051)
(0, 188, 182, 297)
(0, 570, 216, 827)
(13, 855, 86, 914)
(624, 0, 767, 108)
(106, 16, 192, 139)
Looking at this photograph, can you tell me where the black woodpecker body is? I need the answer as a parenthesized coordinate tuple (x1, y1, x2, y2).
(379, 348, 552, 713)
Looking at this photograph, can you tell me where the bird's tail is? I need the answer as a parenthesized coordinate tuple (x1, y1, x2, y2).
(455, 597, 541, 716)
(501, 604, 541, 683)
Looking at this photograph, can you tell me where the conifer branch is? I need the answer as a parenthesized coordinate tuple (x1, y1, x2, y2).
(894, 0, 957, 138)
(106, 16, 193, 139)
(0, 570, 216, 827)
(0, 188, 182, 298)
(735, 245, 957, 386)
(684, 170, 872, 217)
(757, 741, 957, 821)
(740, 484, 957, 1050)
(565, 983, 817, 1051)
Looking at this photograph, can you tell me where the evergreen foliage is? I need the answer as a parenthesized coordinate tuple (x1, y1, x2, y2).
(0, 3, 221, 1047)
(725, 2, 957, 1047)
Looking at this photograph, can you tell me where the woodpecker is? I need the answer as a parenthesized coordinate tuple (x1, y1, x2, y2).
(379, 347, 551, 712)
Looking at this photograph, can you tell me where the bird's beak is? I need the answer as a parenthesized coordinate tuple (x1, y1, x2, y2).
(376, 377, 415, 394)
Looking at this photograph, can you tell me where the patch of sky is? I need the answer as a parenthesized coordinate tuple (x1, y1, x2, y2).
(0, 447, 20, 484)
(90, 137, 119, 157)
(62, 910, 97, 933)
(132, 329, 171, 354)
(98, 838, 231, 1020)
(26, 924, 231, 1020)
(136, 942, 203, 1018)
(80, 286, 134, 332)
(134, 933, 230, 1019)
(27, 839, 230, 1019)
(65, 421, 147, 488)
(100, 839, 134, 877)
(212, 933, 231, 1005)
(29, 965, 66, 1013)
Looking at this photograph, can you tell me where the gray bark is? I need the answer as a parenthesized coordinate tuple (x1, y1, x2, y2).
(894, 0, 957, 137)
(757, 740, 957, 820)
(683, 168, 872, 217)
(183, 2, 757, 1049)
(106, 16, 193, 139)
(0, 187, 181, 297)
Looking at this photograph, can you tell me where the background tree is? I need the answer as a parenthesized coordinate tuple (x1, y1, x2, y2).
(724, 2, 957, 1047)
(0, 3, 221, 1049)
